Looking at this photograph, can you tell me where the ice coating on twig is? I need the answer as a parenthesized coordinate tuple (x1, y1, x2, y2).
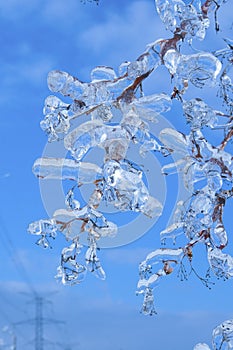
(56, 240, 87, 285)
(136, 0, 232, 314)
(194, 319, 233, 350)
(138, 111, 233, 312)
(136, 248, 184, 314)
(155, 0, 210, 41)
(28, 219, 57, 248)
(28, 0, 233, 317)
(212, 319, 233, 349)
(33, 158, 102, 183)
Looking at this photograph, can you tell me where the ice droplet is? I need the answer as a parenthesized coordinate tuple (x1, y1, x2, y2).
(47, 70, 69, 92)
(163, 49, 181, 75)
(155, 0, 210, 41)
(159, 128, 188, 154)
(91, 66, 117, 82)
(208, 247, 233, 279)
(28, 219, 57, 248)
(193, 344, 211, 350)
(183, 98, 217, 130)
(47, 70, 84, 98)
(177, 53, 222, 88)
(56, 257, 87, 285)
(141, 288, 156, 316)
(40, 95, 71, 142)
(85, 241, 106, 280)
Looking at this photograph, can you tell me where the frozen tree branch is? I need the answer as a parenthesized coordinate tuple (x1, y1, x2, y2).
(28, 0, 232, 336)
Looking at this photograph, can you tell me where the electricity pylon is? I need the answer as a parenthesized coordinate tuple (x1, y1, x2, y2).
(15, 294, 64, 350)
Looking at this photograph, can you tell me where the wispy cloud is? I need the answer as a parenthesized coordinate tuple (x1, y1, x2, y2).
(42, 0, 83, 23)
(79, 1, 166, 66)
(0, 0, 39, 20)
(0, 172, 10, 179)
(104, 246, 151, 265)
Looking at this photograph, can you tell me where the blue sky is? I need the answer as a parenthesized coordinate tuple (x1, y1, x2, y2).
(0, 0, 233, 349)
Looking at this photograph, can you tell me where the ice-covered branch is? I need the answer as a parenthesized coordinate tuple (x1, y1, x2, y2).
(194, 319, 233, 350)
(29, 0, 232, 321)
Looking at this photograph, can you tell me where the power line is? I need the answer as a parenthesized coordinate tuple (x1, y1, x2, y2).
(0, 289, 27, 316)
(0, 215, 36, 346)
(0, 215, 67, 349)
(0, 214, 37, 296)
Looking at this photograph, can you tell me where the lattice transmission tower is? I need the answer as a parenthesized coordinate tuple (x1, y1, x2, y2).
(15, 294, 64, 350)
